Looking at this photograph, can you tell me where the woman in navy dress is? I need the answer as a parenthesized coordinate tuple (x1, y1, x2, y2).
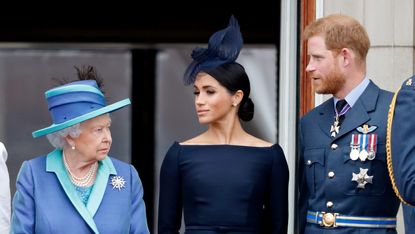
(158, 16, 289, 234)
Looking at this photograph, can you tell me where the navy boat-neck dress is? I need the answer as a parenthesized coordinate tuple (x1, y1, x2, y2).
(158, 141, 289, 234)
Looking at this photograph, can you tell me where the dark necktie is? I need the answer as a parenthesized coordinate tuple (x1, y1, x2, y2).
(330, 99, 350, 137)
(336, 99, 348, 125)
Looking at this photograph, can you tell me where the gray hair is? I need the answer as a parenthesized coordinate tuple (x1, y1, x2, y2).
(46, 123, 82, 149)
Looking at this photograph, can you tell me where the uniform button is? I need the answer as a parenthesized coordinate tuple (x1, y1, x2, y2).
(331, 144, 338, 150)
(328, 171, 335, 178)
(326, 201, 334, 208)
(307, 160, 312, 165)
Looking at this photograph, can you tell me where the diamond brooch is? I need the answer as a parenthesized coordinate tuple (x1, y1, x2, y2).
(111, 176, 126, 191)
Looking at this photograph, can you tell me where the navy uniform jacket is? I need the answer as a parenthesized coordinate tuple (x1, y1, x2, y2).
(299, 81, 400, 233)
(388, 76, 415, 232)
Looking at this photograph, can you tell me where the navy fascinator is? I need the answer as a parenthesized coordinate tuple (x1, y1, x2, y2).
(183, 15, 243, 85)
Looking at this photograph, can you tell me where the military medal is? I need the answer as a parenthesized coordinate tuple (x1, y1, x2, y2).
(350, 149, 359, 161)
(359, 134, 368, 161)
(349, 134, 360, 161)
(367, 134, 377, 160)
(359, 150, 368, 161)
(356, 124, 378, 162)
(330, 118, 340, 138)
(367, 151, 375, 161)
(352, 168, 373, 189)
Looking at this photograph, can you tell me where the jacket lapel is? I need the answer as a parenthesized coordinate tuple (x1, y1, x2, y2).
(46, 150, 99, 234)
(333, 81, 379, 140)
(86, 157, 117, 217)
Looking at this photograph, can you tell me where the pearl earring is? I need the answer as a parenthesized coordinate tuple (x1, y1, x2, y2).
(71, 145, 76, 150)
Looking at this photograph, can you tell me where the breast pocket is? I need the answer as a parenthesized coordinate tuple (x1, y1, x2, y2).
(303, 148, 325, 194)
(342, 144, 387, 196)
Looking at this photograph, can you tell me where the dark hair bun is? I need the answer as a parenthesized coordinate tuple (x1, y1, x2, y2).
(238, 97, 254, 121)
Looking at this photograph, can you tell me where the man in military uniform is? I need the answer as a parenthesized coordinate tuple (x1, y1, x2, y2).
(387, 76, 415, 233)
(298, 14, 400, 233)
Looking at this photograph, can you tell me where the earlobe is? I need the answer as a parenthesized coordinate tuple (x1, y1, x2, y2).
(65, 135, 75, 149)
(233, 90, 244, 106)
(341, 48, 352, 66)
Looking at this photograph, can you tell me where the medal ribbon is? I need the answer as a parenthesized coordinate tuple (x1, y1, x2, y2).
(351, 134, 359, 148)
(370, 134, 377, 152)
(362, 134, 368, 152)
(335, 102, 351, 117)
(350, 134, 355, 146)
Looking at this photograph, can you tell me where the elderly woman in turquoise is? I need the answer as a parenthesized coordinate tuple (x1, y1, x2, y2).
(11, 66, 150, 234)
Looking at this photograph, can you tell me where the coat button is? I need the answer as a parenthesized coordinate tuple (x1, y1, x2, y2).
(307, 160, 312, 165)
(326, 201, 334, 208)
(331, 144, 338, 150)
(328, 171, 335, 178)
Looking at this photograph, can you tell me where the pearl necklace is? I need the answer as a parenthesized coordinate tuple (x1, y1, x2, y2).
(63, 152, 98, 187)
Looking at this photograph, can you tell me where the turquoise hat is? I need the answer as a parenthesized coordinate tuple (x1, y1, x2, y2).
(32, 80, 131, 138)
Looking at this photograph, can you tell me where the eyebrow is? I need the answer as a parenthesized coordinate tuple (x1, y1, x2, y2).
(95, 119, 112, 127)
(194, 85, 215, 89)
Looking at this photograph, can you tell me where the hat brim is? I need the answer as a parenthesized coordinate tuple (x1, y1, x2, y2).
(32, 98, 131, 138)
